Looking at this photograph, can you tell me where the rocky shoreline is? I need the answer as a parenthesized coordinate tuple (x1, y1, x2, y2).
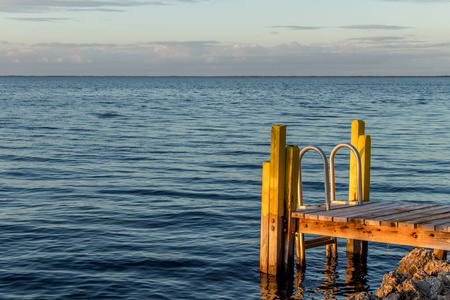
(347, 248, 450, 300)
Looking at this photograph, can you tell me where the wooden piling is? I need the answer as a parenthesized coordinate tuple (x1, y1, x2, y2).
(359, 134, 371, 202)
(296, 232, 305, 267)
(347, 120, 371, 254)
(268, 125, 286, 275)
(260, 161, 271, 273)
(434, 249, 448, 260)
(283, 145, 299, 275)
(349, 120, 367, 202)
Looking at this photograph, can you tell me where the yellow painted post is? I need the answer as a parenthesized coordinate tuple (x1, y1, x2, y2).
(359, 135, 371, 202)
(268, 125, 286, 275)
(349, 120, 365, 202)
(296, 232, 305, 267)
(283, 145, 299, 275)
(347, 120, 371, 254)
(260, 161, 271, 273)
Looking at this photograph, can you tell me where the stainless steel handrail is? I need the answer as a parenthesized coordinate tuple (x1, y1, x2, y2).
(329, 143, 363, 205)
(298, 146, 331, 210)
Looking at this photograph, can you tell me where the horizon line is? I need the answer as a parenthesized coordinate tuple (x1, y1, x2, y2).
(1, 75, 449, 78)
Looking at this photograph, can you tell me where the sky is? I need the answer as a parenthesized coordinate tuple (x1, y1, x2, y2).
(1, 0, 449, 76)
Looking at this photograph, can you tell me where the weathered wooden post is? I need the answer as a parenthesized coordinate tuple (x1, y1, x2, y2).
(260, 125, 286, 275)
(347, 120, 371, 254)
(260, 161, 271, 273)
(268, 125, 286, 275)
(283, 145, 300, 275)
(434, 250, 447, 260)
(260, 125, 299, 277)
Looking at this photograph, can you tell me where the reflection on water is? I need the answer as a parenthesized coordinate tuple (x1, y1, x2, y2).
(0, 77, 449, 299)
(317, 255, 339, 299)
(294, 268, 305, 299)
(260, 273, 294, 300)
(261, 251, 369, 299)
(344, 253, 369, 293)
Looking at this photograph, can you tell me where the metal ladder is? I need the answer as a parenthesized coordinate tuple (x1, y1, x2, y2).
(296, 143, 363, 265)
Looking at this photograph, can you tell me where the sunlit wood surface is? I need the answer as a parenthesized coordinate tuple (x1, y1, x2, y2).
(293, 202, 450, 250)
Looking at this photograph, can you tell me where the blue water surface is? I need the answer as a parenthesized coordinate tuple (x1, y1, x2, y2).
(0, 77, 449, 299)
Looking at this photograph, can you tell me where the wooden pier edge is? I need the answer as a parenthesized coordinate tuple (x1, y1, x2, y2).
(297, 218, 450, 251)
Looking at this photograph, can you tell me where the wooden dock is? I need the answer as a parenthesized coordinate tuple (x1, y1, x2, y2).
(293, 201, 450, 250)
(260, 121, 450, 278)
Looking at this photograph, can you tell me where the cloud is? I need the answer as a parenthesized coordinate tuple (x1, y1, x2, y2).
(66, 8, 125, 12)
(272, 24, 412, 32)
(8, 17, 71, 22)
(340, 24, 412, 30)
(0, 0, 171, 13)
(348, 36, 407, 43)
(35, 42, 119, 48)
(345, 35, 450, 54)
(144, 41, 221, 48)
(1, 38, 449, 76)
(271, 25, 326, 30)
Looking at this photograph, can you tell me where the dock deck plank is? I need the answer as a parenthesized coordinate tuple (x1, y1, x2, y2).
(293, 201, 450, 250)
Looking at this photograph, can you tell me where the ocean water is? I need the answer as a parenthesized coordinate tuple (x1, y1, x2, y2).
(0, 76, 448, 299)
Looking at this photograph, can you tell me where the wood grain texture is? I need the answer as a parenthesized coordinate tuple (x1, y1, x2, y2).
(260, 161, 270, 273)
(283, 145, 299, 275)
(348, 120, 364, 202)
(268, 125, 286, 275)
(297, 218, 450, 250)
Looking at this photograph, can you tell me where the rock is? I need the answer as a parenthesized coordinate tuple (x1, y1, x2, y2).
(438, 272, 450, 284)
(425, 261, 450, 278)
(438, 272, 450, 296)
(384, 294, 404, 300)
(414, 270, 432, 282)
(398, 277, 427, 299)
(397, 248, 450, 278)
(346, 291, 379, 300)
(416, 277, 444, 299)
(376, 271, 416, 297)
(352, 249, 450, 300)
(375, 270, 431, 299)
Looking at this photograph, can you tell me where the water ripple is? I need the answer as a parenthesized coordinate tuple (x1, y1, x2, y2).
(0, 76, 449, 299)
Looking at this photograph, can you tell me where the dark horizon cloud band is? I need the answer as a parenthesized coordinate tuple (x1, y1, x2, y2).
(272, 24, 412, 31)
(0, 0, 172, 13)
(1, 0, 448, 14)
(8, 17, 72, 22)
(340, 25, 412, 30)
(271, 25, 325, 30)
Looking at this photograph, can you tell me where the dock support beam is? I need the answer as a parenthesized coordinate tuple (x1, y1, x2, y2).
(434, 249, 448, 260)
(260, 162, 271, 273)
(347, 120, 371, 255)
(260, 125, 299, 276)
(268, 125, 286, 275)
(284, 145, 300, 275)
(260, 125, 286, 275)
